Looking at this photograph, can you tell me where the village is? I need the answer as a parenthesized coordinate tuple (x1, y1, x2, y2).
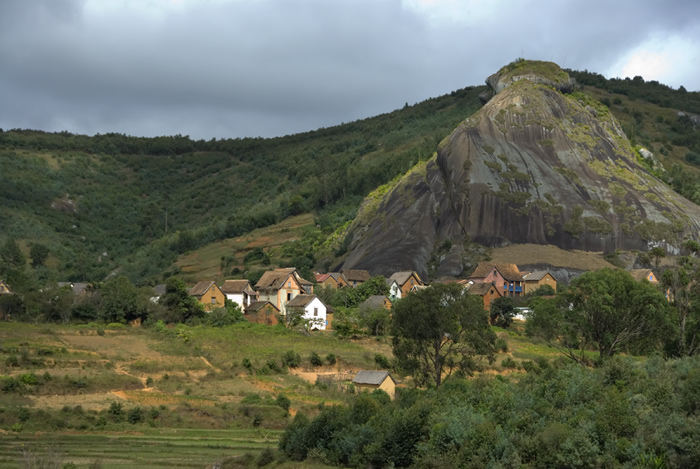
(0, 263, 663, 332)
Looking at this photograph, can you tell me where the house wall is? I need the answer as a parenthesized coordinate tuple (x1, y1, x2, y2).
(321, 277, 347, 289)
(389, 282, 401, 300)
(247, 305, 279, 325)
(482, 287, 501, 311)
(280, 275, 302, 315)
(480, 270, 506, 295)
(201, 285, 226, 312)
(523, 274, 557, 294)
(302, 297, 327, 330)
(399, 274, 420, 297)
(356, 379, 396, 399)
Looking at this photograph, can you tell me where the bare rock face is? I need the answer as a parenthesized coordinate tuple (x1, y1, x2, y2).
(341, 61, 700, 280)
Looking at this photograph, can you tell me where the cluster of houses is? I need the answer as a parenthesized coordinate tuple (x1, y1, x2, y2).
(1, 264, 663, 330)
(176, 268, 428, 331)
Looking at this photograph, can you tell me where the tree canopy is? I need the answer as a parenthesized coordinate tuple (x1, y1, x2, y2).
(527, 268, 671, 364)
(391, 283, 495, 388)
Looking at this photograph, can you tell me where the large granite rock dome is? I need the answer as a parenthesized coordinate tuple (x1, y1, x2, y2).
(341, 60, 700, 280)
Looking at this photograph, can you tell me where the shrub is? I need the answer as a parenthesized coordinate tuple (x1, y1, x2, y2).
(374, 354, 391, 369)
(108, 402, 123, 422)
(326, 353, 337, 366)
(501, 357, 517, 369)
(309, 352, 323, 367)
(276, 394, 291, 412)
(495, 338, 509, 353)
(257, 447, 275, 467)
(5, 355, 20, 367)
(127, 406, 143, 424)
(282, 350, 301, 368)
(242, 358, 253, 372)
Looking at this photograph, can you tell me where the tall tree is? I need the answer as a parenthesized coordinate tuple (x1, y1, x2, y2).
(29, 243, 49, 268)
(100, 276, 145, 323)
(527, 268, 671, 364)
(392, 283, 495, 388)
(0, 238, 26, 270)
(158, 277, 204, 323)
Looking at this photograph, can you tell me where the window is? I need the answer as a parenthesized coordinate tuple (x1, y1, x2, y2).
(287, 293, 292, 301)
(211, 297, 216, 304)
(314, 307, 318, 317)
(288, 281, 291, 288)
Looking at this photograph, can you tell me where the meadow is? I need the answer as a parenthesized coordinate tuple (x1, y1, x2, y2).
(0, 319, 547, 467)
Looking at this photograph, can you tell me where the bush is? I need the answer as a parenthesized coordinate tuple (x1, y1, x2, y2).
(495, 337, 508, 353)
(108, 402, 123, 422)
(309, 352, 323, 367)
(326, 353, 337, 366)
(374, 354, 391, 369)
(282, 350, 301, 368)
(242, 358, 253, 372)
(501, 357, 517, 369)
(127, 406, 143, 424)
(276, 394, 291, 412)
(257, 447, 275, 467)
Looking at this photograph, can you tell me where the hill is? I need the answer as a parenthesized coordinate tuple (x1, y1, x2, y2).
(1, 59, 700, 284)
(341, 60, 700, 279)
(0, 87, 485, 284)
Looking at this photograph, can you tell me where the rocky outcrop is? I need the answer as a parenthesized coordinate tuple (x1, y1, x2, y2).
(341, 61, 700, 280)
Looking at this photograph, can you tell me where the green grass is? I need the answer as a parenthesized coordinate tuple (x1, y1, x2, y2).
(0, 428, 282, 468)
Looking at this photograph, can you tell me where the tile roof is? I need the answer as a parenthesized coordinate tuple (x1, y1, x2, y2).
(467, 282, 501, 297)
(389, 271, 422, 286)
(341, 269, 371, 282)
(286, 294, 319, 308)
(189, 280, 216, 297)
(522, 271, 551, 281)
(361, 295, 390, 309)
(245, 301, 279, 313)
(57, 282, 91, 296)
(221, 279, 254, 294)
(469, 263, 523, 281)
(352, 370, 396, 385)
(255, 271, 290, 290)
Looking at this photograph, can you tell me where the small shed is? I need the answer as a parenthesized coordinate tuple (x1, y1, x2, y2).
(352, 370, 397, 399)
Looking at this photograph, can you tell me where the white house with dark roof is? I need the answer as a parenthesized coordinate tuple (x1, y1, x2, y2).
(284, 294, 328, 330)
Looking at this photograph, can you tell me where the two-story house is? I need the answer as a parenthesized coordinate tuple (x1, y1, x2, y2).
(255, 268, 313, 316)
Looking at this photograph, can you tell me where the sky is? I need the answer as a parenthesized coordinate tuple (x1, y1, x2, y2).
(1, 0, 699, 140)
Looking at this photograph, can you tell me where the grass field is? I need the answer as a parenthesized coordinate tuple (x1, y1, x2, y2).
(175, 214, 315, 283)
(0, 318, 582, 467)
(0, 428, 282, 468)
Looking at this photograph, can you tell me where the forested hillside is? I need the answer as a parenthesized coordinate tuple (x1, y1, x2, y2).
(0, 86, 484, 284)
(1, 69, 700, 286)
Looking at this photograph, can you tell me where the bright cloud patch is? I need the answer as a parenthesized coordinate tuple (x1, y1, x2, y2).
(607, 36, 699, 90)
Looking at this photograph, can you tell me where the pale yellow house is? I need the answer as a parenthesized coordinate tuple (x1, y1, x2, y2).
(189, 280, 226, 312)
(0, 281, 12, 295)
(522, 271, 557, 294)
(352, 370, 397, 399)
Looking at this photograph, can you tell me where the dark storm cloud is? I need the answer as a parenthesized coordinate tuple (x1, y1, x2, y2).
(1, 0, 698, 139)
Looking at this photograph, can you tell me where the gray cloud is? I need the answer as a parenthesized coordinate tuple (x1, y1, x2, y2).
(1, 0, 699, 139)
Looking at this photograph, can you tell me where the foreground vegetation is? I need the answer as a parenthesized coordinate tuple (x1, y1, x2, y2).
(281, 355, 700, 468)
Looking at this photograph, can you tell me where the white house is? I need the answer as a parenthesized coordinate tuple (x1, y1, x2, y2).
(285, 294, 328, 330)
(386, 278, 402, 300)
(220, 279, 258, 310)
